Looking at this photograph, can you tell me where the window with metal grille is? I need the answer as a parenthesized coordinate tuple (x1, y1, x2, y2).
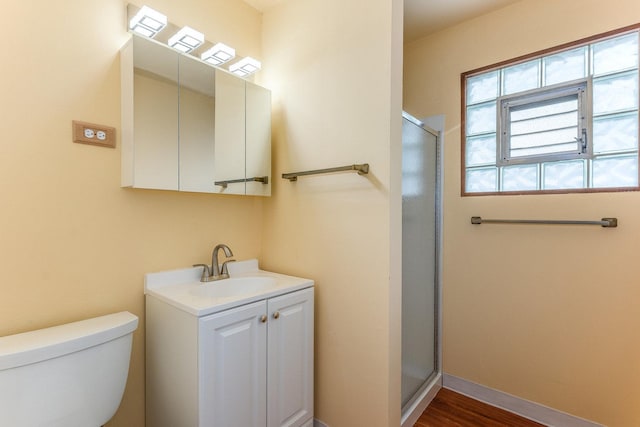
(462, 27, 639, 195)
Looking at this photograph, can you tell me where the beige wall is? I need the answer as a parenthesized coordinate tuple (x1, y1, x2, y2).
(260, 0, 403, 425)
(1, 1, 264, 426)
(404, 0, 640, 425)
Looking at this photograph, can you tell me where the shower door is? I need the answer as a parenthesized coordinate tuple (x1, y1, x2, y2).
(401, 112, 440, 417)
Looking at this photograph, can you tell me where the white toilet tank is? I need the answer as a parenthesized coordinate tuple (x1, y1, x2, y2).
(0, 311, 138, 427)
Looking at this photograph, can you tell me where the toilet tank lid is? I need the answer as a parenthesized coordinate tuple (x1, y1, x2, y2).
(0, 311, 138, 371)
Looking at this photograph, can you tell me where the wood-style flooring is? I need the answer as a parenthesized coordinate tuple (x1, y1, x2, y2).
(414, 388, 546, 426)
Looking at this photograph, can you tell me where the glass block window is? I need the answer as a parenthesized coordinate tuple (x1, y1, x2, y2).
(463, 27, 639, 195)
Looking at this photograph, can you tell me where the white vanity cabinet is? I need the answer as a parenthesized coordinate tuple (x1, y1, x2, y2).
(201, 288, 314, 427)
(145, 265, 313, 427)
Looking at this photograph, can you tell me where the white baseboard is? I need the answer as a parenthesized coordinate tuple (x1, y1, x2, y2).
(443, 374, 605, 427)
(314, 419, 329, 427)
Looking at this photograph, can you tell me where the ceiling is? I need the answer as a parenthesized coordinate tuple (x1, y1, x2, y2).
(242, 0, 282, 11)
(243, 0, 521, 43)
(404, 0, 521, 42)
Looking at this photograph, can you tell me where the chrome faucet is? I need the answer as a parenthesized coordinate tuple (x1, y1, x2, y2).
(193, 244, 235, 282)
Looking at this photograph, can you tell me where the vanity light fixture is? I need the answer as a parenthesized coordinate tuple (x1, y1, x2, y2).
(129, 6, 167, 38)
(229, 57, 262, 77)
(201, 43, 236, 66)
(168, 26, 204, 53)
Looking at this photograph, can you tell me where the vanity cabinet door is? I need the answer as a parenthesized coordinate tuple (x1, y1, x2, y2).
(267, 288, 314, 427)
(200, 300, 267, 427)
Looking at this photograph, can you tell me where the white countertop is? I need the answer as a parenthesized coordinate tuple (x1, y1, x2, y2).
(144, 259, 314, 316)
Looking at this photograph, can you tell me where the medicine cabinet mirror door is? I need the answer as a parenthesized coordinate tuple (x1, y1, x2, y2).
(212, 72, 272, 196)
(178, 54, 216, 193)
(131, 35, 179, 190)
(214, 70, 246, 195)
(246, 82, 272, 196)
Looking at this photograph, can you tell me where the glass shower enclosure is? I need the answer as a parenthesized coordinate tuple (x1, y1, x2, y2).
(400, 112, 442, 425)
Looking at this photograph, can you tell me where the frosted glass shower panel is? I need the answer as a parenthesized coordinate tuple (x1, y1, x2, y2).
(401, 117, 438, 410)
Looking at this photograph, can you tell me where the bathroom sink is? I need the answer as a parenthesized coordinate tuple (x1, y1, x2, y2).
(190, 277, 277, 298)
(144, 259, 314, 316)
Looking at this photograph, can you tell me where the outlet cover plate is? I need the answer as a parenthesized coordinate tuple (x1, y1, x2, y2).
(72, 120, 116, 148)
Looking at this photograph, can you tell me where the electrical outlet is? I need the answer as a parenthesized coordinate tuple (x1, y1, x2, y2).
(72, 120, 116, 148)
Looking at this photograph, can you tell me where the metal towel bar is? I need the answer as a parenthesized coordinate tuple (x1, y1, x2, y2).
(471, 216, 617, 228)
(215, 176, 269, 188)
(282, 164, 369, 181)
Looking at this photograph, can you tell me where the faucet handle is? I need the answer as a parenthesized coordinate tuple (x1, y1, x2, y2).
(192, 264, 211, 282)
(220, 259, 236, 277)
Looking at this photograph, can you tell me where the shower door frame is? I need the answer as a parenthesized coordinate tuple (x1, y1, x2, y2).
(400, 112, 443, 427)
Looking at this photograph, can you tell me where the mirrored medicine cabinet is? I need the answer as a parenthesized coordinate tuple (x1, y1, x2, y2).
(121, 34, 271, 196)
